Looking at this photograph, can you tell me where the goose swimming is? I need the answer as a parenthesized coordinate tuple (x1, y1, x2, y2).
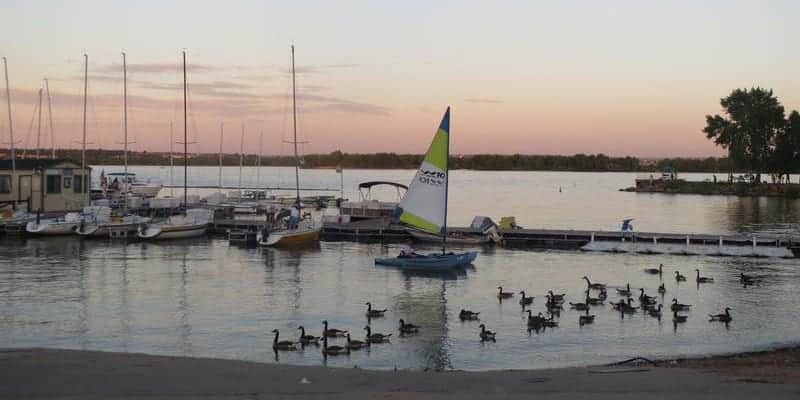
(695, 269, 714, 283)
(297, 326, 320, 346)
(322, 320, 348, 337)
(675, 271, 687, 282)
(670, 298, 692, 311)
(365, 302, 387, 318)
(583, 276, 606, 290)
(478, 324, 497, 342)
(497, 286, 514, 299)
(709, 307, 732, 323)
(399, 319, 420, 334)
(519, 291, 534, 306)
(364, 326, 392, 343)
(321, 336, 349, 356)
(459, 309, 480, 321)
(271, 329, 298, 351)
(644, 264, 663, 275)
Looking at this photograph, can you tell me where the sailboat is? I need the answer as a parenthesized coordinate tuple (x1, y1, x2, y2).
(258, 45, 320, 247)
(77, 52, 150, 238)
(375, 107, 477, 270)
(137, 51, 213, 240)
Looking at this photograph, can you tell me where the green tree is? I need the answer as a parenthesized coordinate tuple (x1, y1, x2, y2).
(703, 88, 786, 183)
(772, 111, 800, 183)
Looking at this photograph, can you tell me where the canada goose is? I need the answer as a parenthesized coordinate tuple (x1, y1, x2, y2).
(322, 320, 348, 337)
(638, 288, 656, 304)
(542, 314, 559, 328)
(365, 302, 387, 318)
(345, 334, 369, 350)
(644, 264, 663, 275)
(620, 298, 639, 314)
(583, 276, 606, 290)
(598, 287, 608, 300)
(648, 304, 663, 319)
(321, 336, 349, 356)
(709, 307, 732, 323)
(459, 309, 480, 321)
(569, 298, 589, 311)
(671, 298, 692, 311)
(479, 324, 497, 341)
(545, 295, 563, 309)
(271, 329, 298, 351)
(579, 308, 595, 325)
(657, 283, 666, 294)
(673, 311, 688, 323)
(364, 326, 392, 343)
(611, 299, 627, 311)
(675, 271, 687, 282)
(695, 269, 714, 283)
(526, 310, 545, 327)
(616, 283, 632, 297)
(497, 286, 514, 299)
(519, 291, 534, 306)
(399, 319, 420, 334)
(297, 326, 320, 345)
(585, 290, 604, 305)
(547, 290, 566, 302)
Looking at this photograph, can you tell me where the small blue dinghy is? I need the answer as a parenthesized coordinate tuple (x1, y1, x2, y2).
(375, 251, 477, 270)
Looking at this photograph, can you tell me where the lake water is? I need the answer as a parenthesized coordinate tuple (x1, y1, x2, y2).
(2, 167, 799, 371)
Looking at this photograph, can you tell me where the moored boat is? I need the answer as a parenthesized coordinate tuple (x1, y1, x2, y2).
(26, 206, 110, 236)
(137, 208, 213, 240)
(407, 228, 490, 245)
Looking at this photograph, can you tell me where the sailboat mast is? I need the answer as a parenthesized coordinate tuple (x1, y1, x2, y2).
(182, 50, 188, 210)
(256, 129, 263, 189)
(218, 122, 223, 192)
(169, 121, 174, 196)
(81, 54, 88, 195)
(35, 87, 42, 159)
(239, 123, 244, 198)
(122, 51, 128, 213)
(2, 57, 15, 202)
(442, 107, 450, 255)
(291, 45, 300, 204)
(44, 78, 55, 159)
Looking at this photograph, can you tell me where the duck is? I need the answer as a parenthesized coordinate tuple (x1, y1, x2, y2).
(497, 286, 514, 299)
(673, 311, 688, 323)
(583, 276, 606, 290)
(345, 333, 369, 350)
(399, 319, 420, 334)
(657, 283, 666, 294)
(322, 320, 348, 337)
(321, 336, 349, 356)
(709, 307, 732, 323)
(459, 309, 480, 321)
(518, 291, 534, 306)
(585, 290, 604, 305)
(547, 290, 566, 302)
(648, 304, 663, 319)
(478, 324, 497, 342)
(695, 269, 714, 283)
(365, 302, 387, 318)
(297, 326, 320, 346)
(616, 283, 632, 297)
(579, 309, 595, 325)
(675, 271, 687, 282)
(526, 310, 545, 327)
(271, 329, 298, 351)
(670, 298, 692, 312)
(644, 263, 664, 275)
(364, 326, 392, 343)
(638, 288, 657, 304)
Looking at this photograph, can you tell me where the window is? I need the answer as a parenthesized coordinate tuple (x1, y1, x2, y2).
(0, 175, 10, 193)
(46, 175, 61, 194)
(63, 177, 72, 189)
(73, 174, 83, 193)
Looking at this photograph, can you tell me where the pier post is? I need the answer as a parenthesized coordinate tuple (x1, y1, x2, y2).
(590, 232, 595, 242)
(752, 236, 756, 250)
(653, 237, 657, 245)
(719, 236, 723, 249)
(686, 235, 690, 247)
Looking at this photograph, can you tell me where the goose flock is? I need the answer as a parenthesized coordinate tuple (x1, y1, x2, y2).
(272, 264, 756, 357)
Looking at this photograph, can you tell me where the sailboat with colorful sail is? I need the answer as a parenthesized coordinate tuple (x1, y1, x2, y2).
(375, 107, 477, 270)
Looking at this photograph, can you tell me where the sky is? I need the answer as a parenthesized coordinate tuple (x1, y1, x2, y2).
(1, 0, 798, 157)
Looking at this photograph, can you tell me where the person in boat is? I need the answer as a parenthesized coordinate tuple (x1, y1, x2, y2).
(289, 204, 300, 229)
(398, 245, 421, 258)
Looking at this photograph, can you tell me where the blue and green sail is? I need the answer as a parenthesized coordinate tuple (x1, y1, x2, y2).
(396, 107, 450, 234)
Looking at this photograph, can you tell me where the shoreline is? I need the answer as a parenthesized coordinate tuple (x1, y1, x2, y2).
(1, 347, 798, 399)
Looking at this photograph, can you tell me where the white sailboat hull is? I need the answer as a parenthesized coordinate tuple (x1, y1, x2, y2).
(26, 220, 80, 235)
(138, 223, 208, 240)
(259, 225, 321, 247)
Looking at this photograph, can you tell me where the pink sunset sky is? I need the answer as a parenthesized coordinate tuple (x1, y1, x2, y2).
(2, 1, 798, 157)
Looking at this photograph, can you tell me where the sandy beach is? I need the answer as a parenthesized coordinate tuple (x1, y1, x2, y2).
(1, 347, 799, 399)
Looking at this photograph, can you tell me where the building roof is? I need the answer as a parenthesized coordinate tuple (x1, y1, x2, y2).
(0, 158, 89, 170)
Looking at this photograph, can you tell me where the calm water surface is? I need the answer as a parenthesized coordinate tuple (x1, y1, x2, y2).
(1, 167, 799, 371)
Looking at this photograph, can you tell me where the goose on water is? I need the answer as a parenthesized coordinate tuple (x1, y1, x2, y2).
(695, 269, 714, 283)
(479, 324, 497, 342)
(459, 309, 480, 321)
(648, 304, 663, 319)
(675, 271, 687, 282)
(671, 298, 692, 312)
(322, 320, 348, 338)
(585, 290, 604, 305)
(673, 311, 688, 323)
(547, 290, 566, 302)
(399, 319, 420, 334)
(709, 307, 732, 323)
(272, 329, 298, 351)
(497, 286, 514, 299)
(579, 308, 595, 325)
(583, 276, 607, 290)
(365, 302, 387, 318)
(616, 283, 632, 297)
(569, 298, 589, 311)
(526, 310, 545, 327)
(345, 334, 369, 350)
(322, 336, 349, 356)
(644, 264, 664, 275)
(542, 314, 559, 328)
(620, 298, 639, 314)
(364, 326, 392, 343)
(598, 287, 608, 300)
(638, 288, 657, 304)
(297, 326, 320, 346)
(657, 283, 666, 294)
(519, 291, 534, 306)
(545, 295, 563, 310)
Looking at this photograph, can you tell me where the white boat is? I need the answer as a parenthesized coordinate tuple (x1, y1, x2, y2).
(76, 214, 151, 238)
(26, 206, 111, 236)
(106, 172, 163, 198)
(339, 181, 406, 220)
(137, 208, 213, 240)
(258, 46, 320, 247)
(408, 228, 491, 245)
(374, 107, 478, 270)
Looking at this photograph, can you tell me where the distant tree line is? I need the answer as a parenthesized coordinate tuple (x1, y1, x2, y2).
(704, 87, 800, 183)
(1, 148, 741, 173)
